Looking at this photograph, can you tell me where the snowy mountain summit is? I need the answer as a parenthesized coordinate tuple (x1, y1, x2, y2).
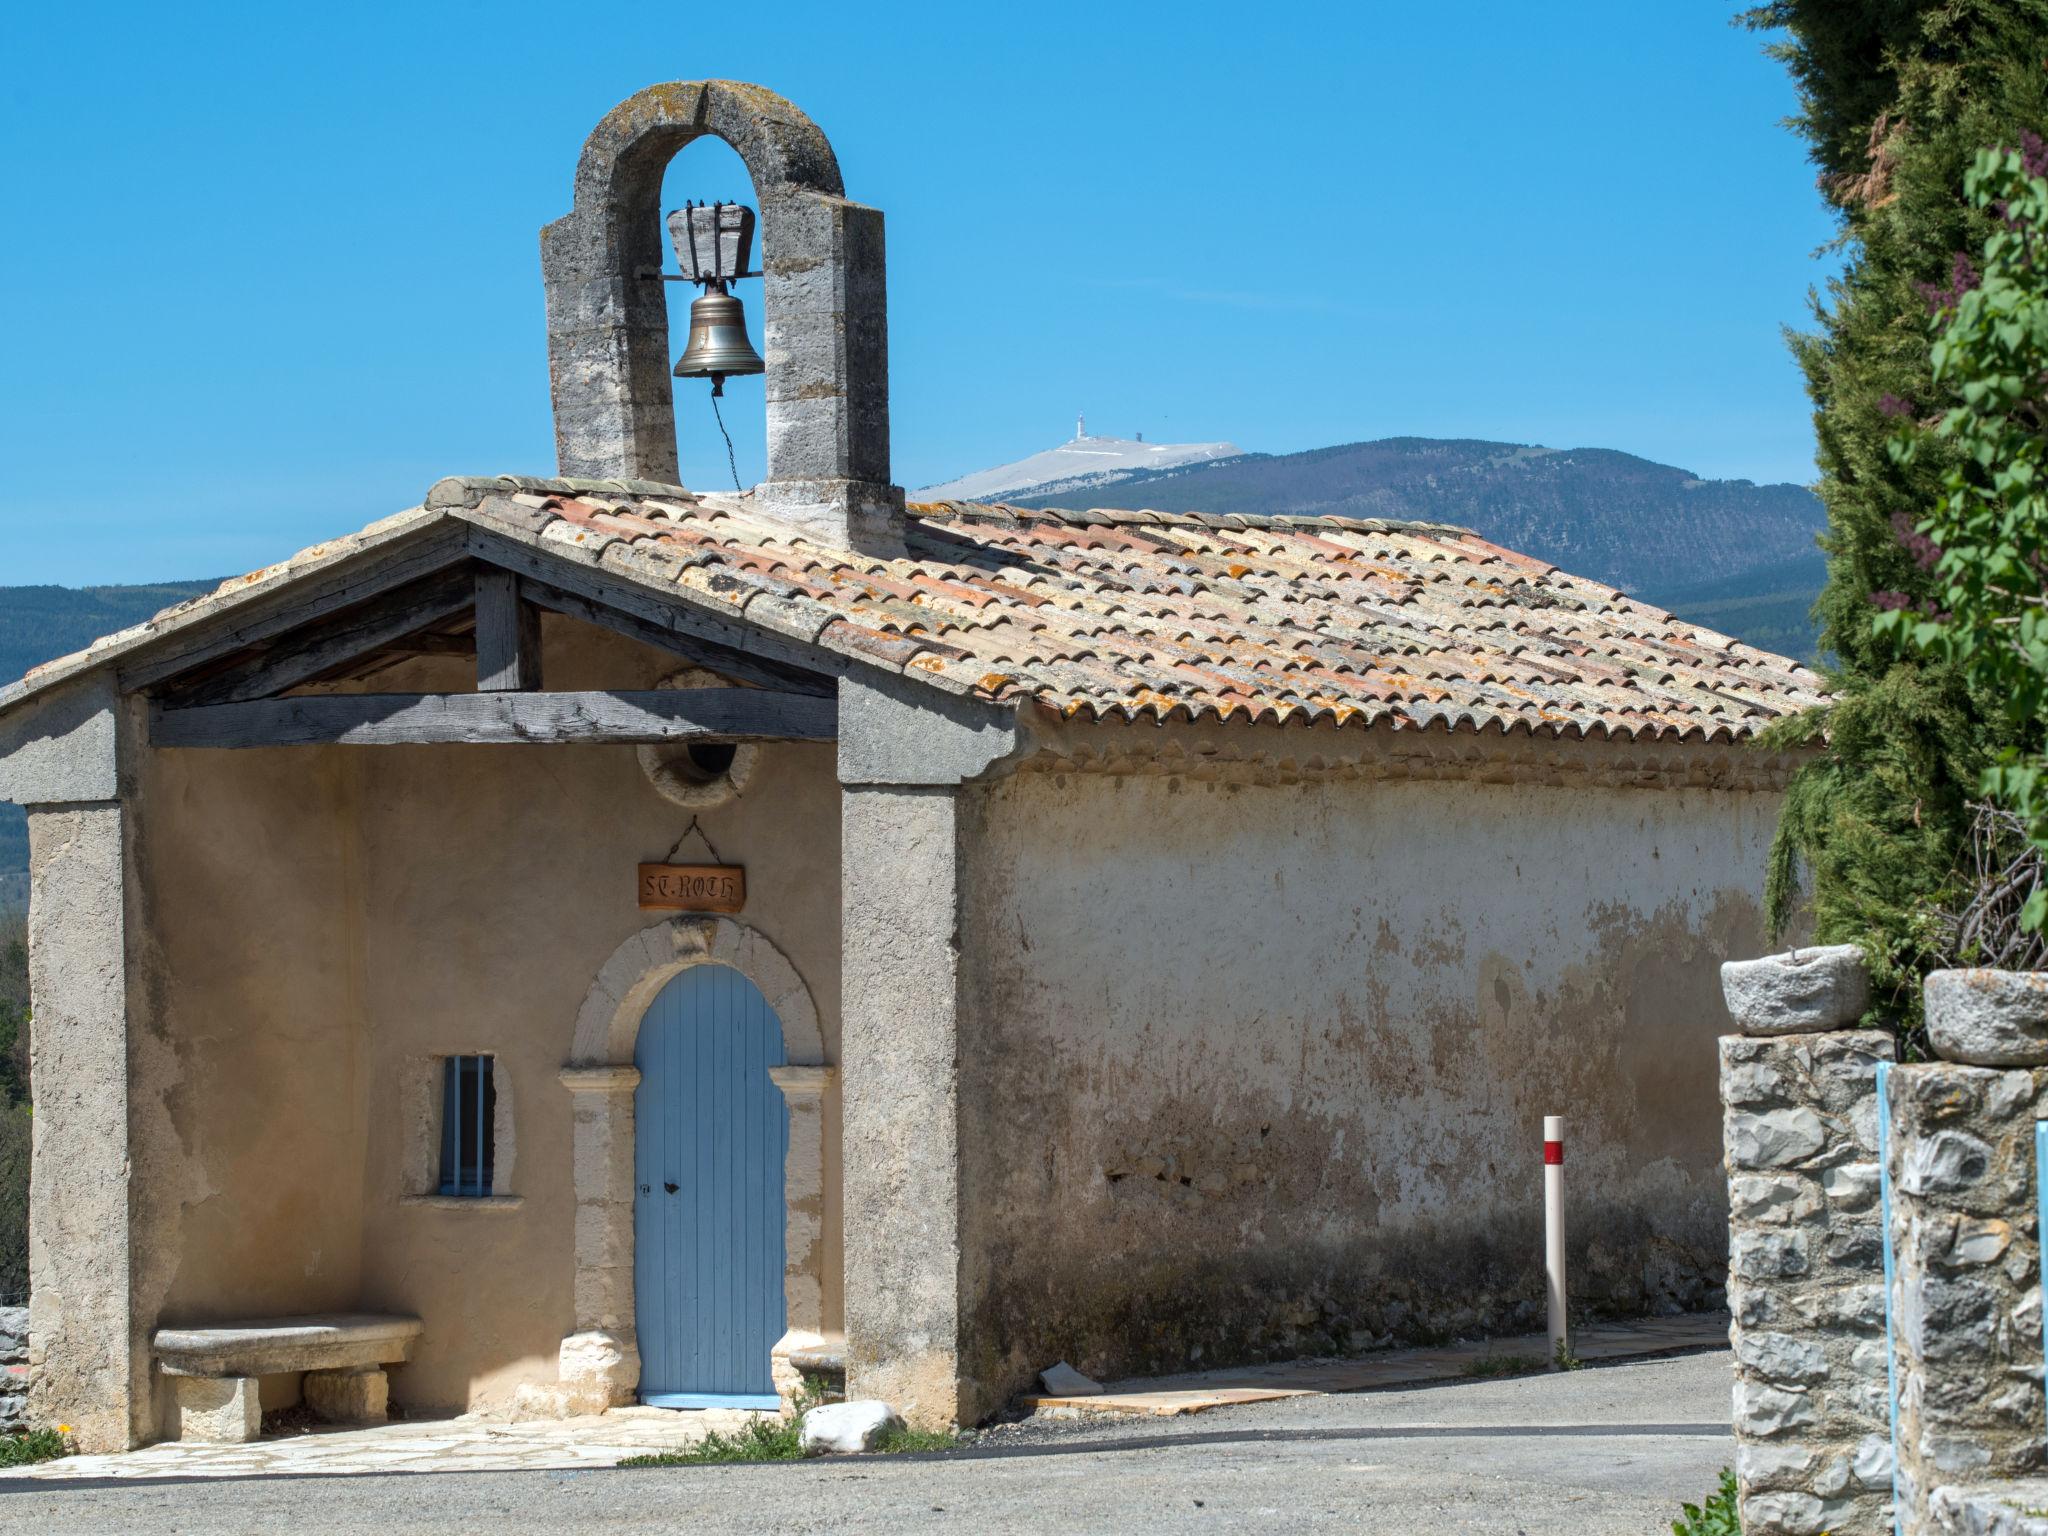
(917, 415, 1243, 503)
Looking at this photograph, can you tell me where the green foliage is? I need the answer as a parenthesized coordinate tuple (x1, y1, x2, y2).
(1, 908, 31, 1106)
(0, 1427, 74, 1467)
(873, 1424, 963, 1454)
(1671, 1466, 1742, 1536)
(1743, 0, 2048, 1025)
(619, 1412, 809, 1466)
(1458, 1352, 1547, 1379)
(1553, 1338, 1584, 1372)
(1881, 144, 2048, 926)
(0, 911, 25, 1304)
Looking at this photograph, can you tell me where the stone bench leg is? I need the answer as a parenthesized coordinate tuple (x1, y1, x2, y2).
(171, 1376, 261, 1443)
(304, 1367, 388, 1426)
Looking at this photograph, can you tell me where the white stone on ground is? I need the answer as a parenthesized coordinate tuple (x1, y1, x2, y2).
(800, 1400, 904, 1456)
(1038, 1361, 1101, 1396)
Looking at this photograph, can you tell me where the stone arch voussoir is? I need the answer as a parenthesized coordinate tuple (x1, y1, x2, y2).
(570, 914, 823, 1069)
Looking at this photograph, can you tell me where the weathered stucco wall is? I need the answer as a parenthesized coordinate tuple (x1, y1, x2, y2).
(955, 763, 1777, 1402)
(130, 619, 842, 1421)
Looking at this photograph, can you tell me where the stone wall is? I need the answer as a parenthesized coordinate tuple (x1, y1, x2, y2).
(954, 764, 1782, 1412)
(0, 1307, 28, 1429)
(1719, 954, 2048, 1536)
(1718, 945, 1896, 1536)
(1887, 1060, 2048, 1530)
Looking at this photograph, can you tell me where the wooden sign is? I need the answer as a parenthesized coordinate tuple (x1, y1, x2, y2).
(637, 864, 746, 913)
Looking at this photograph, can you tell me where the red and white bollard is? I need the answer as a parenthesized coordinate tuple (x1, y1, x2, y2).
(1544, 1115, 1568, 1365)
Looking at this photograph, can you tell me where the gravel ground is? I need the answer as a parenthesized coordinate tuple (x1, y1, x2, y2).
(0, 1349, 1735, 1535)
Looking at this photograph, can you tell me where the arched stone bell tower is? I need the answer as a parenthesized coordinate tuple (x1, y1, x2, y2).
(541, 81, 903, 548)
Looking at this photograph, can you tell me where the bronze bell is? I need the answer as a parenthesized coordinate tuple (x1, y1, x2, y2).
(673, 281, 765, 396)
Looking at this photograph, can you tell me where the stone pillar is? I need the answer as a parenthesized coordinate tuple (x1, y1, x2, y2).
(768, 1064, 836, 1410)
(1721, 945, 1897, 1536)
(840, 783, 969, 1427)
(753, 192, 902, 550)
(0, 676, 148, 1453)
(1886, 1060, 2047, 1530)
(837, 673, 1020, 1430)
(1885, 969, 2048, 1533)
(557, 1064, 641, 1411)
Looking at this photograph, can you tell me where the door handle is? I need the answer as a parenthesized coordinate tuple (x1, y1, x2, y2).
(664, 1181, 679, 1194)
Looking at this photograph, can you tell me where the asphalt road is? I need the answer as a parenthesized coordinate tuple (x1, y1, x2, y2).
(0, 1349, 1734, 1535)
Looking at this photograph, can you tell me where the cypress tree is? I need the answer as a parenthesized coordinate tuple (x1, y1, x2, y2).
(1745, 1, 2048, 1022)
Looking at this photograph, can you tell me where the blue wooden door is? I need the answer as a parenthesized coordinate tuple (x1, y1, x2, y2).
(634, 963, 789, 1409)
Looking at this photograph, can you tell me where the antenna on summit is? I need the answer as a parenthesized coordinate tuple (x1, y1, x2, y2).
(1075, 411, 1086, 441)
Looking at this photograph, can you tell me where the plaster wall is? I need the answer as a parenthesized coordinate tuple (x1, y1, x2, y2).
(129, 619, 842, 1419)
(955, 765, 1778, 1401)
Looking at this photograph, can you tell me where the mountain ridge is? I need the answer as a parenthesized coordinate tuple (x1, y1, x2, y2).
(1007, 436, 1825, 606)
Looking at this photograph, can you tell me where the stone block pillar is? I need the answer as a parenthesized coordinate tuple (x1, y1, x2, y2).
(1720, 946, 1896, 1536)
(1884, 968, 2048, 1532)
(557, 1064, 642, 1411)
(768, 1064, 837, 1409)
(837, 673, 1020, 1430)
(0, 677, 149, 1452)
(840, 782, 970, 1427)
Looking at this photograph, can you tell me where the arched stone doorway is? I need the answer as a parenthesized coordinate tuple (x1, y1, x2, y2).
(555, 915, 829, 1414)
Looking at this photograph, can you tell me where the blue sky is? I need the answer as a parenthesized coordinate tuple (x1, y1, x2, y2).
(0, 1, 1834, 585)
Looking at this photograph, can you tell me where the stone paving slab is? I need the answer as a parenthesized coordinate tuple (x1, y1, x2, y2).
(10, 1404, 761, 1481)
(1021, 1311, 1730, 1417)
(9, 1314, 1730, 1480)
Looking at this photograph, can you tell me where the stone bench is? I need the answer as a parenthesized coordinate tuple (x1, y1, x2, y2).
(152, 1313, 423, 1443)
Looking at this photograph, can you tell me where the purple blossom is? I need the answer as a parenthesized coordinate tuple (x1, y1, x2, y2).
(1891, 511, 1944, 571)
(2024, 130, 2048, 180)
(1871, 590, 1915, 611)
(1919, 251, 1982, 314)
(1878, 393, 1916, 420)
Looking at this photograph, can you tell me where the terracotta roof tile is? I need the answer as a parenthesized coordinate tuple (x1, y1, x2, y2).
(0, 478, 1830, 741)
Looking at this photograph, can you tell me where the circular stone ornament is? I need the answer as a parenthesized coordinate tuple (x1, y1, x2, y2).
(1719, 945, 1871, 1035)
(637, 668, 759, 809)
(1924, 968, 2048, 1066)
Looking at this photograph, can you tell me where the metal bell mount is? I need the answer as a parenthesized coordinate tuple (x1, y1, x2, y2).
(667, 202, 765, 397)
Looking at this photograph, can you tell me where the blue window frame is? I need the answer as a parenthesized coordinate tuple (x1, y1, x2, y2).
(438, 1055, 496, 1197)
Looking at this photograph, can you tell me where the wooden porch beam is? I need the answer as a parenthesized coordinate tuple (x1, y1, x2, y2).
(149, 688, 837, 749)
(473, 570, 542, 692)
(162, 568, 479, 708)
(120, 524, 473, 693)
(515, 577, 833, 697)
(465, 527, 853, 688)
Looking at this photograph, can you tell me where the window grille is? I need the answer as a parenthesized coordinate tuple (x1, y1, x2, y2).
(438, 1055, 496, 1197)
